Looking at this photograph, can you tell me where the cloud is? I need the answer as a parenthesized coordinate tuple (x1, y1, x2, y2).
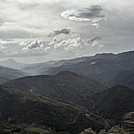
(0, 39, 17, 44)
(0, 39, 50, 58)
(0, 35, 103, 60)
(15, 40, 50, 57)
(10, 49, 48, 58)
(46, 34, 104, 60)
(0, 0, 134, 62)
(64, 37, 84, 50)
(49, 34, 103, 50)
(18, 42, 27, 46)
(53, 37, 84, 49)
(0, 18, 6, 26)
(61, 5, 106, 27)
(89, 36, 101, 42)
(87, 36, 103, 47)
(23, 40, 43, 50)
(0, 45, 5, 49)
(49, 28, 71, 37)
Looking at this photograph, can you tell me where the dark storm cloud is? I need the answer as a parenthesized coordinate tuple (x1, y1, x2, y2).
(61, 5, 105, 22)
(75, 5, 104, 19)
(49, 28, 71, 37)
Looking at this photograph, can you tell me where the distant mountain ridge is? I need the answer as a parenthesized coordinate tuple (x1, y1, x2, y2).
(0, 76, 9, 84)
(21, 50, 134, 84)
(109, 70, 134, 88)
(1, 50, 134, 86)
(0, 65, 26, 84)
(0, 58, 28, 69)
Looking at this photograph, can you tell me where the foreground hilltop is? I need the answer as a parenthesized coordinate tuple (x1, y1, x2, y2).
(0, 86, 104, 134)
(4, 71, 107, 105)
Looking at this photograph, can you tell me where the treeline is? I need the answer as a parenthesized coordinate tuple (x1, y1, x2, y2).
(0, 125, 131, 134)
(80, 125, 130, 134)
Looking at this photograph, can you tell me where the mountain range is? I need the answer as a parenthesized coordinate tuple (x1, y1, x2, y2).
(0, 58, 27, 69)
(20, 51, 134, 85)
(1, 50, 134, 85)
(109, 70, 134, 88)
(0, 50, 134, 133)
(0, 66, 26, 84)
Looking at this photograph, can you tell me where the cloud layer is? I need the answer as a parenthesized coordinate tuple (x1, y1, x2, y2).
(0, 34, 103, 59)
(0, 0, 134, 63)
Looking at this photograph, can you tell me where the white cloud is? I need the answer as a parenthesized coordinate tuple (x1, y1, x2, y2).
(45, 47, 51, 51)
(0, 39, 50, 58)
(0, 45, 5, 49)
(23, 40, 43, 50)
(53, 37, 83, 49)
(0, 39, 17, 44)
(49, 34, 103, 50)
(19, 42, 27, 46)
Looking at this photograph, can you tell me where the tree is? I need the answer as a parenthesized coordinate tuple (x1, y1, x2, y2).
(108, 125, 129, 134)
(80, 128, 96, 134)
(98, 129, 107, 134)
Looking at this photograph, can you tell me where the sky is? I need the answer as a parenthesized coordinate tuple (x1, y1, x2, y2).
(0, 0, 134, 63)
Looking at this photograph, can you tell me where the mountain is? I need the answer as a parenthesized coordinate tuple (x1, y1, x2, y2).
(117, 50, 134, 59)
(45, 51, 134, 82)
(21, 57, 90, 75)
(4, 71, 107, 105)
(94, 53, 116, 59)
(109, 70, 134, 88)
(21, 50, 134, 83)
(0, 76, 9, 84)
(0, 58, 28, 69)
(21, 53, 116, 76)
(0, 86, 104, 133)
(0, 66, 26, 83)
(83, 85, 134, 124)
(21, 60, 57, 75)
